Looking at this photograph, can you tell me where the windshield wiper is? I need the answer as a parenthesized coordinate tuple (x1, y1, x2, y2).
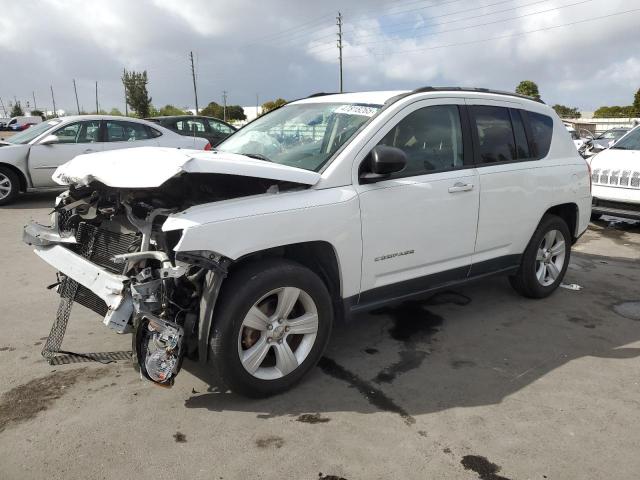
(240, 152, 272, 162)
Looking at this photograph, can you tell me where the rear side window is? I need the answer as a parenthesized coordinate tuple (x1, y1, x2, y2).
(471, 106, 516, 163)
(106, 121, 151, 142)
(527, 112, 553, 159)
(509, 109, 531, 159)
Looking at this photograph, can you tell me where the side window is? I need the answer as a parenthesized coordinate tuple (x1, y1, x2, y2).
(527, 112, 553, 159)
(55, 121, 101, 144)
(471, 106, 517, 163)
(509, 109, 531, 159)
(208, 119, 234, 135)
(106, 121, 151, 142)
(377, 104, 464, 177)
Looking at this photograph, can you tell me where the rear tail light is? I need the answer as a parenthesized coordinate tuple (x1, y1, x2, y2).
(204, 142, 212, 151)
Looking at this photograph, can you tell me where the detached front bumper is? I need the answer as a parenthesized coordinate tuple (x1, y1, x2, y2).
(24, 221, 134, 333)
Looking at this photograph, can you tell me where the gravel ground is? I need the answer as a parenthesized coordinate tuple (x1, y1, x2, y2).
(1, 193, 639, 480)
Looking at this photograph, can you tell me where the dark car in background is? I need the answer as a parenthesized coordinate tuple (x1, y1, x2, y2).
(147, 115, 236, 146)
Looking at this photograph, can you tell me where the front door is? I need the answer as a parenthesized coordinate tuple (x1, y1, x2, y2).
(28, 119, 103, 187)
(356, 100, 480, 307)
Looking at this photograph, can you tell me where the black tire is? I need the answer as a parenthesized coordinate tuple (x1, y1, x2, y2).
(0, 166, 20, 206)
(509, 214, 571, 299)
(209, 258, 333, 398)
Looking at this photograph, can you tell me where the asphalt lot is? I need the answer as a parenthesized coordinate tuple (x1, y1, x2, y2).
(1, 193, 639, 480)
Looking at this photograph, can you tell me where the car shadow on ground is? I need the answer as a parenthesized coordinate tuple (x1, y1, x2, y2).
(1, 191, 62, 210)
(181, 253, 640, 423)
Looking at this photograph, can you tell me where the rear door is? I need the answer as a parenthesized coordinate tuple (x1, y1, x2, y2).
(467, 100, 554, 273)
(28, 119, 103, 187)
(356, 99, 480, 306)
(102, 119, 160, 152)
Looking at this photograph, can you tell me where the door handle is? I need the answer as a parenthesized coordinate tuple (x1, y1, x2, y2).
(448, 182, 474, 193)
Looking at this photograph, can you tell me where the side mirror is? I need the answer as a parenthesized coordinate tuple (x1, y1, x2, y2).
(360, 145, 407, 184)
(39, 134, 59, 145)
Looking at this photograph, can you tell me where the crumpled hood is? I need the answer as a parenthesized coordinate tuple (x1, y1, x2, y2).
(52, 146, 321, 188)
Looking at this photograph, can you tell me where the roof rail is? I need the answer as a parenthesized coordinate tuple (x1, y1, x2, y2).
(410, 86, 546, 104)
(305, 92, 343, 98)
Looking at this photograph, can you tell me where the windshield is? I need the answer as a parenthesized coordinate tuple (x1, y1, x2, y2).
(597, 129, 626, 140)
(611, 128, 640, 150)
(6, 119, 62, 145)
(217, 102, 381, 171)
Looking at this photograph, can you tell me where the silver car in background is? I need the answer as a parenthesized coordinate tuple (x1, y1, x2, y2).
(0, 115, 210, 205)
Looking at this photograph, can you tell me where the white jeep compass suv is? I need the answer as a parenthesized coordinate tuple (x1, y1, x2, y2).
(24, 87, 591, 397)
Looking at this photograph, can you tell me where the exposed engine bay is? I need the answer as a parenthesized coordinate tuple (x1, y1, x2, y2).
(24, 172, 302, 386)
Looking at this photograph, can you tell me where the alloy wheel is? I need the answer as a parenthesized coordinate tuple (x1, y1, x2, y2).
(237, 287, 319, 380)
(535, 229, 566, 286)
(0, 173, 12, 200)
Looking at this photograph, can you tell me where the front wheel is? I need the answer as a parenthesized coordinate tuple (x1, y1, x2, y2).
(0, 167, 19, 206)
(509, 214, 571, 298)
(209, 259, 333, 398)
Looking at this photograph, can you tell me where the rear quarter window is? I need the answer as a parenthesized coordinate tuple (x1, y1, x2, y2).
(527, 112, 553, 159)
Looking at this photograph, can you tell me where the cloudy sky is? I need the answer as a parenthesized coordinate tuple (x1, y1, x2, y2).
(1, 0, 638, 114)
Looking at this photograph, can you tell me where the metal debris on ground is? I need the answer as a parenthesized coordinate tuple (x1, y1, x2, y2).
(560, 283, 583, 291)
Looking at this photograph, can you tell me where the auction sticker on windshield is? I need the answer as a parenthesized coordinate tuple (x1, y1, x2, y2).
(335, 105, 380, 117)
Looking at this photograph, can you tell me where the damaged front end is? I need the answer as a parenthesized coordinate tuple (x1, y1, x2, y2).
(23, 179, 235, 386)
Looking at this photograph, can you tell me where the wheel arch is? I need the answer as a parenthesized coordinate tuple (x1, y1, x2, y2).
(229, 240, 343, 320)
(544, 202, 578, 242)
(0, 162, 28, 192)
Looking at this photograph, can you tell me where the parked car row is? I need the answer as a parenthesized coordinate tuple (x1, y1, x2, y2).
(146, 115, 236, 146)
(0, 115, 210, 205)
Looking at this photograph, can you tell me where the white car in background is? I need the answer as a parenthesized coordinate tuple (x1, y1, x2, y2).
(0, 115, 210, 204)
(590, 125, 640, 220)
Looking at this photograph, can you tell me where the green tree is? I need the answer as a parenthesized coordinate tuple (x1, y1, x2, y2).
(552, 105, 581, 119)
(109, 108, 124, 116)
(30, 109, 45, 120)
(225, 105, 246, 121)
(122, 69, 152, 118)
(515, 81, 541, 100)
(593, 105, 636, 118)
(261, 98, 287, 114)
(10, 102, 24, 117)
(633, 88, 640, 112)
(157, 104, 188, 116)
(200, 102, 225, 118)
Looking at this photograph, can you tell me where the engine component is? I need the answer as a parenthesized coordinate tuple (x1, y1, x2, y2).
(136, 315, 184, 386)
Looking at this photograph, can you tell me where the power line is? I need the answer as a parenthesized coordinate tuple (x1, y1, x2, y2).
(347, 0, 593, 49)
(343, 7, 640, 59)
(307, 0, 593, 55)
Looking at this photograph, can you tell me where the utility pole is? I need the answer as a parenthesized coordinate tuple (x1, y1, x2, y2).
(0, 97, 7, 117)
(50, 86, 57, 117)
(222, 90, 228, 121)
(95, 81, 99, 114)
(337, 11, 344, 93)
(73, 79, 81, 114)
(256, 93, 259, 118)
(190, 51, 199, 115)
(123, 68, 128, 116)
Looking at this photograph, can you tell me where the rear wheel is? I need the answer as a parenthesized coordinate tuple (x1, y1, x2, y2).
(509, 214, 571, 298)
(209, 259, 333, 398)
(0, 167, 19, 206)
